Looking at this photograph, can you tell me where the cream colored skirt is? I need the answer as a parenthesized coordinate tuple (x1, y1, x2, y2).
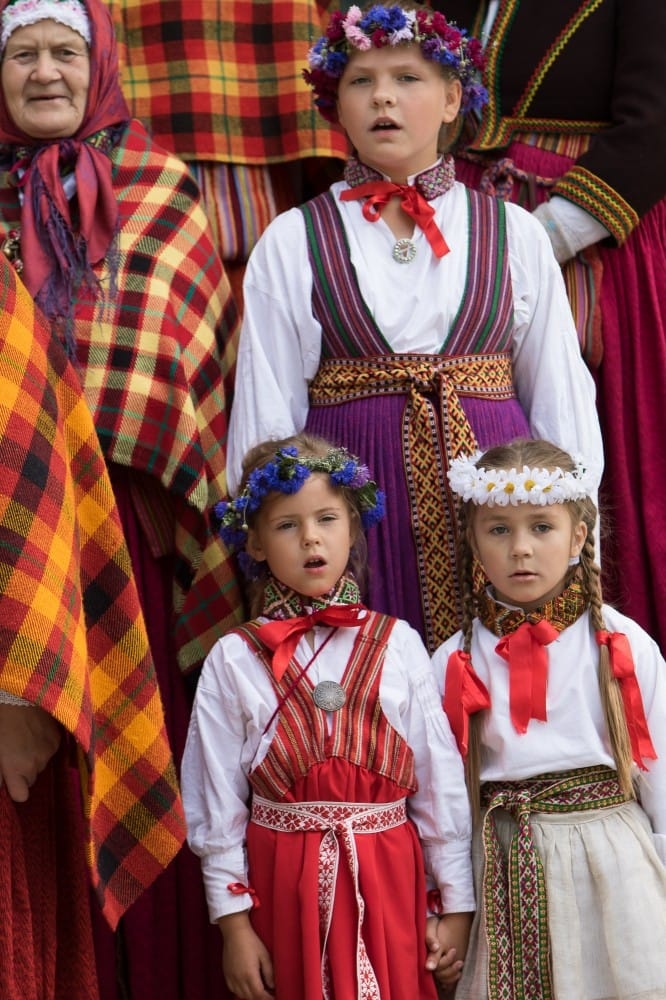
(456, 800, 666, 1000)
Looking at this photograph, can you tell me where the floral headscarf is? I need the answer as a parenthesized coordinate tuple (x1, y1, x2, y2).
(0, 0, 130, 350)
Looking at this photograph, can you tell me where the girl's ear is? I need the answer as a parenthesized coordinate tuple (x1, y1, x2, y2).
(442, 77, 463, 124)
(570, 520, 588, 559)
(247, 528, 267, 564)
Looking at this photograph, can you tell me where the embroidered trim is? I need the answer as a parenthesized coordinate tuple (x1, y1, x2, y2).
(552, 165, 639, 243)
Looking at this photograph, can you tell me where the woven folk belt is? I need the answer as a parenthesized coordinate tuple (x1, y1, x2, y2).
(251, 796, 408, 1000)
(309, 352, 515, 652)
(480, 764, 626, 1000)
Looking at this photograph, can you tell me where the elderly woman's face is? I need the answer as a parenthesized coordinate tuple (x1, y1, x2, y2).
(1, 20, 90, 139)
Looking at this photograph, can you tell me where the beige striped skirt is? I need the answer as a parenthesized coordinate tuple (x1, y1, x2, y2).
(456, 799, 666, 1000)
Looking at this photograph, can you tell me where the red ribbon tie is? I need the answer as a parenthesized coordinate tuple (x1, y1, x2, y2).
(443, 649, 491, 759)
(595, 630, 657, 770)
(258, 605, 365, 681)
(496, 620, 559, 734)
(340, 181, 450, 258)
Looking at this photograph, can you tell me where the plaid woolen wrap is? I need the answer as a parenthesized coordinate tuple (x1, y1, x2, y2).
(0, 260, 186, 929)
(0, 119, 244, 671)
(106, 0, 349, 164)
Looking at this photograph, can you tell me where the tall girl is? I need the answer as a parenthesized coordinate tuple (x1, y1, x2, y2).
(432, 438, 666, 1000)
(182, 433, 474, 999)
(226, 1, 603, 655)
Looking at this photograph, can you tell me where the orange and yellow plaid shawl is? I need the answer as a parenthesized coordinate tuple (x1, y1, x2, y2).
(106, 0, 349, 164)
(0, 263, 186, 929)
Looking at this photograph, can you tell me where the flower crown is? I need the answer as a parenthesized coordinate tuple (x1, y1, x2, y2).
(447, 452, 595, 507)
(215, 445, 386, 551)
(304, 4, 487, 123)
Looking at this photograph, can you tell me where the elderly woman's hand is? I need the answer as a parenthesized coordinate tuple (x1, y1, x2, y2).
(0, 703, 61, 801)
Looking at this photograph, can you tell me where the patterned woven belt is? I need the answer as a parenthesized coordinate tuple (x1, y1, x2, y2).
(481, 765, 626, 1000)
(309, 352, 515, 651)
(251, 796, 408, 999)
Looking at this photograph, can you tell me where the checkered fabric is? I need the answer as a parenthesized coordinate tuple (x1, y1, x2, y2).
(106, 0, 349, 164)
(0, 262, 186, 929)
(0, 119, 245, 671)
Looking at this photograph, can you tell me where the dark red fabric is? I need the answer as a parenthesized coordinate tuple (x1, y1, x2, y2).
(91, 471, 234, 1000)
(0, 749, 99, 1000)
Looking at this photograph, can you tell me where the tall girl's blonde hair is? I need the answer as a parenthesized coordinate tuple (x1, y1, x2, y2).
(454, 439, 634, 822)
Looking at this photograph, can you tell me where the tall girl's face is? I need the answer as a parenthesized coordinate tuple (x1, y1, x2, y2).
(247, 474, 356, 599)
(336, 44, 461, 182)
(471, 502, 587, 612)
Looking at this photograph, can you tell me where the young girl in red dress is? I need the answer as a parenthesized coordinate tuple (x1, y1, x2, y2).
(182, 432, 474, 999)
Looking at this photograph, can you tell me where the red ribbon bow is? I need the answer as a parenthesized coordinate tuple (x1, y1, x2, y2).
(595, 630, 657, 771)
(496, 620, 559, 734)
(443, 650, 491, 759)
(227, 882, 261, 909)
(340, 181, 450, 258)
(258, 605, 366, 681)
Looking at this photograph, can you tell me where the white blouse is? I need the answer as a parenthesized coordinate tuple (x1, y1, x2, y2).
(182, 615, 474, 922)
(227, 178, 603, 493)
(432, 604, 666, 863)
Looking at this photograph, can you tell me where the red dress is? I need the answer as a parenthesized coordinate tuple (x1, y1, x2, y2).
(240, 612, 439, 1000)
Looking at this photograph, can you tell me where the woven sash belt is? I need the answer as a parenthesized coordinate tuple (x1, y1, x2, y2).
(480, 764, 626, 1000)
(251, 795, 408, 1000)
(309, 352, 515, 651)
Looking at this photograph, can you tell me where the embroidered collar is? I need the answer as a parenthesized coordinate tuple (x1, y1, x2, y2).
(343, 154, 456, 201)
(477, 579, 588, 638)
(260, 574, 362, 621)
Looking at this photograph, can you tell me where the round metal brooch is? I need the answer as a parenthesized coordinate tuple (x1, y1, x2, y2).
(312, 680, 346, 712)
(392, 238, 417, 264)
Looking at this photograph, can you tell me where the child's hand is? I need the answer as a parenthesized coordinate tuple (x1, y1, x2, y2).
(218, 911, 275, 998)
(425, 911, 473, 994)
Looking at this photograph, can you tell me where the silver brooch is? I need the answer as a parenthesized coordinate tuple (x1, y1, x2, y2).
(312, 680, 346, 712)
(392, 238, 416, 264)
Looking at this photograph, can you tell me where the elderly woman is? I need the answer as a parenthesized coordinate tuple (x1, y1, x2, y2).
(0, 0, 242, 997)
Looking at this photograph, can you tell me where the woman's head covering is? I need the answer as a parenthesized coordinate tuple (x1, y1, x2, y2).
(0, 0, 91, 53)
(0, 0, 130, 352)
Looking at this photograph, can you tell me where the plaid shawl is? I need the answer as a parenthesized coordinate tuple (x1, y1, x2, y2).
(0, 119, 244, 671)
(0, 260, 186, 929)
(106, 0, 349, 164)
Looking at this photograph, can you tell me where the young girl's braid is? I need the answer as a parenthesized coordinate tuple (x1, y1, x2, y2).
(454, 498, 484, 821)
(576, 496, 634, 799)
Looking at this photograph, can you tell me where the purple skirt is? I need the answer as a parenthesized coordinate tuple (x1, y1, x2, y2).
(307, 388, 529, 645)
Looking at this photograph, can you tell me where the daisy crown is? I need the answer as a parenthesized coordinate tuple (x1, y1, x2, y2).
(447, 451, 596, 507)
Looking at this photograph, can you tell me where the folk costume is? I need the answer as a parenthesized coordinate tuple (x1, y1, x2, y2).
(433, 587, 666, 1000)
(0, 0, 243, 997)
(0, 255, 185, 999)
(183, 575, 474, 999)
(105, 0, 349, 298)
(228, 165, 602, 652)
(438, 0, 666, 651)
